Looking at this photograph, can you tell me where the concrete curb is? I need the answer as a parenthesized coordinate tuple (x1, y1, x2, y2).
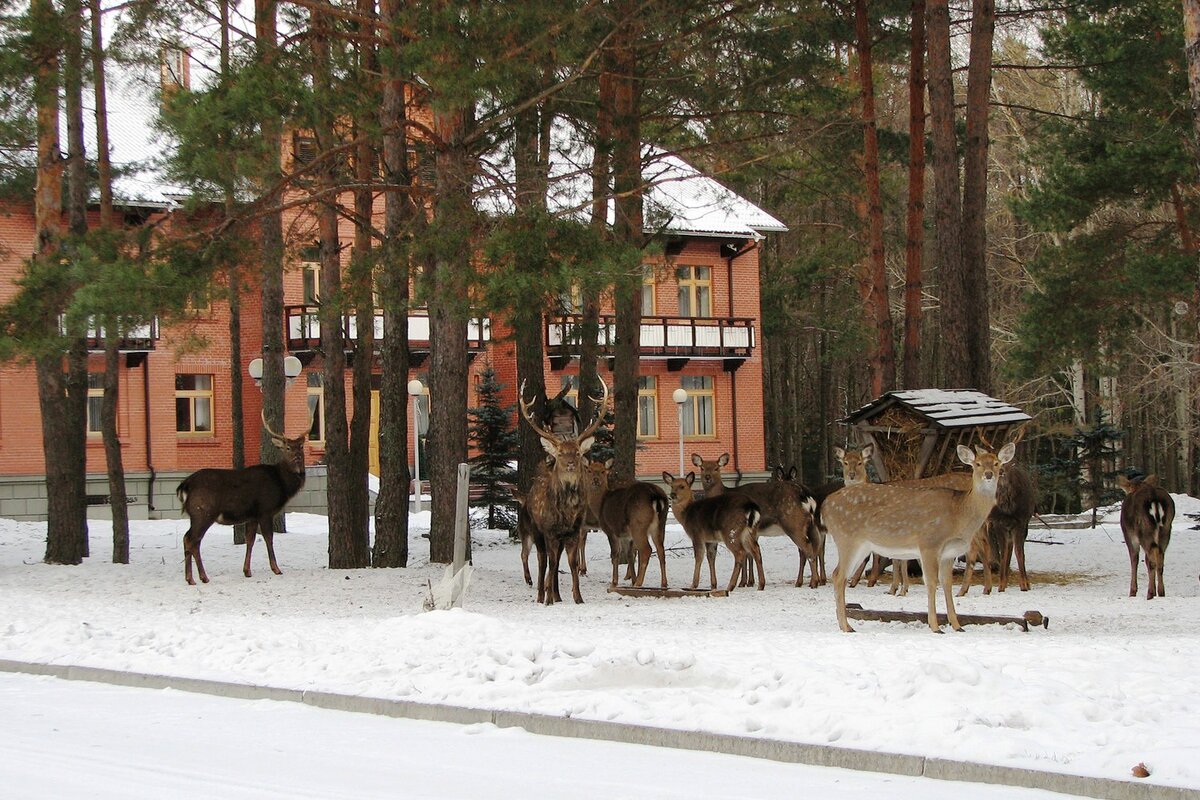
(1, 658, 1194, 800)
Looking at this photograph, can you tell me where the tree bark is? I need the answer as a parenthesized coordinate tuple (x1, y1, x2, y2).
(903, 0, 927, 390)
(854, 0, 895, 397)
(961, 0, 995, 392)
(927, 0, 968, 388)
(372, 0, 412, 568)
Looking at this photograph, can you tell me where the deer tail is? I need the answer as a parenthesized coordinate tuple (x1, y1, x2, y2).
(746, 502, 761, 530)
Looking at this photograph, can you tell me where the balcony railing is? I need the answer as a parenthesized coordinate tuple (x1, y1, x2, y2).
(71, 316, 160, 352)
(285, 306, 491, 353)
(546, 314, 755, 359)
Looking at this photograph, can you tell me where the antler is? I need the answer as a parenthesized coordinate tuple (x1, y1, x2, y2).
(576, 377, 610, 441)
(519, 380, 560, 442)
(261, 408, 315, 440)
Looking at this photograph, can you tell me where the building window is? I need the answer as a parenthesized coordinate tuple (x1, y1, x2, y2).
(301, 247, 320, 305)
(642, 267, 656, 315)
(175, 374, 213, 436)
(637, 375, 658, 438)
(160, 45, 189, 92)
(86, 373, 105, 437)
(306, 372, 325, 443)
(676, 265, 711, 317)
(680, 375, 714, 438)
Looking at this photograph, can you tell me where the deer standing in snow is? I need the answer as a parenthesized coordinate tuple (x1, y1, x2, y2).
(581, 459, 670, 589)
(662, 470, 763, 592)
(1118, 473, 1174, 599)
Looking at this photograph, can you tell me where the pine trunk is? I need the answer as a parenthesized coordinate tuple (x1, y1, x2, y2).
(903, 0, 927, 390)
(961, 0, 994, 392)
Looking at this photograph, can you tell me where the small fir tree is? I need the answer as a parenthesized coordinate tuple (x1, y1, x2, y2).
(1071, 410, 1125, 527)
(468, 365, 519, 530)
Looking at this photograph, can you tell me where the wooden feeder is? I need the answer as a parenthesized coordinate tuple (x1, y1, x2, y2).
(842, 389, 1031, 482)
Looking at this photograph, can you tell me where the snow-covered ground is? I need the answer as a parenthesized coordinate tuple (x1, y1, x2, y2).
(1, 496, 1197, 792)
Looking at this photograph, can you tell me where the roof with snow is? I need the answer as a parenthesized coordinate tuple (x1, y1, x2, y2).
(843, 389, 1032, 430)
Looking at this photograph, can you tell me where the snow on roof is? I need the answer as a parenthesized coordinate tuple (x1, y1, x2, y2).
(845, 389, 1032, 429)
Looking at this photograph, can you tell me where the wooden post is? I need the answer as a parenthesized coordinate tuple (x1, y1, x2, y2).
(453, 462, 469, 572)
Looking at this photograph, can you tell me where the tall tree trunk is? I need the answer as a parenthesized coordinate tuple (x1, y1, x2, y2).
(854, 0, 895, 397)
(372, 0, 412, 567)
(927, 0, 968, 388)
(903, 0, 927, 390)
(33, 0, 87, 565)
(579, 74, 607, 428)
(256, 0, 287, 486)
(608, 11, 643, 484)
(1180, 0, 1200, 494)
(961, 0, 995, 392)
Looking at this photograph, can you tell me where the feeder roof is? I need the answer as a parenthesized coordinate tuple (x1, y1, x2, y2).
(843, 389, 1032, 430)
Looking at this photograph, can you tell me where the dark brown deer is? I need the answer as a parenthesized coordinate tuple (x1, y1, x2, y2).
(177, 411, 309, 586)
(581, 459, 670, 588)
(1118, 473, 1174, 599)
(690, 453, 819, 588)
(662, 470, 764, 592)
(519, 378, 607, 605)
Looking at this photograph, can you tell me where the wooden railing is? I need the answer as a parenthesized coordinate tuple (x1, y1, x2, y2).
(285, 306, 491, 353)
(546, 314, 755, 359)
(78, 317, 160, 352)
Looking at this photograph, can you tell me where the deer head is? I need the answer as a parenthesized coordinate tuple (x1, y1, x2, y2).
(834, 443, 873, 486)
(690, 452, 729, 495)
(519, 378, 609, 479)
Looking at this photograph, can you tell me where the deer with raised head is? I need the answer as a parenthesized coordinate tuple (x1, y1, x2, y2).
(662, 470, 764, 592)
(957, 458, 1037, 595)
(581, 458, 670, 589)
(822, 441, 1016, 632)
(834, 444, 911, 596)
(1118, 473, 1174, 599)
(690, 453, 819, 588)
(177, 411, 310, 586)
(519, 378, 608, 605)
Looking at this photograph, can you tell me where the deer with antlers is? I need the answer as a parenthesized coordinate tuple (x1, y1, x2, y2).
(690, 453, 819, 588)
(822, 441, 1016, 632)
(177, 411, 311, 585)
(518, 378, 608, 605)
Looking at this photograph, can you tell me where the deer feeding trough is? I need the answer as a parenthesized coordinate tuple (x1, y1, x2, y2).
(844, 603, 1049, 632)
(842, 389, 1032, 481)
(606, 585, 730, 599)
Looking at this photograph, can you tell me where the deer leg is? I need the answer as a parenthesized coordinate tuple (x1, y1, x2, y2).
(578, 529, 588, 577)
(1014, 527, 1031, 591)
(833, 541, 869, 633)
(1126, 539, 1140, 598)
(940, 555, 963, 632)
(565, 534, 584, 604)
(606, 530, 621, 587)
(724, 539, 745, 593)
(183, 523, 211, 585)
(242, 519, 258, 578)
(520, 533, 533, 587)
(919, 550, 943, 633)
(632, 531, 651, 588)
(534, 535, 548, 603)
(689, 535, 704, 589)
(1145, 545, 1158, 600)
(847, 556, 869, 588)
(542, 537, 561, 606)
(706, 541, 718, 589)
(1156, 529, 1169, 597)
(750, 533, 766, 591)
(817, 528, 828, 585)
(652, 518, 668, 590)
(260, 517, 282, 576)
(866, 554, 884, 588)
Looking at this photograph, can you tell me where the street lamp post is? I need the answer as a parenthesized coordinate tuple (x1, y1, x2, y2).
(408, 378, 424, 513)
(672, 387, 688, 477)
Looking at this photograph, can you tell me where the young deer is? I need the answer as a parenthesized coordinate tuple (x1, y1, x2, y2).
(823, 442, 1016, 633)
(690, 453, 819, 588)
(519, 379, 607, 605)
(581, 459, 670, 589)
(1118, 473, 1174, 599)
(835, 444, 910, 596)
(662, 471, 764, 592)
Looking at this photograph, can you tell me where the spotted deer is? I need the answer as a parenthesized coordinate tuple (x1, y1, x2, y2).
(519, 378, 608, 605)
(822, 442, 1016, 632)
(690, 453, 819, 588)
(662, 470, 763, 592)
(1118, 473, 1174, 600)
(581, 459, 670, 588)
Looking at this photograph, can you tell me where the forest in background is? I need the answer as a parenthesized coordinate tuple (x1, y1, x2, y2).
(2, 0, 1199, 565)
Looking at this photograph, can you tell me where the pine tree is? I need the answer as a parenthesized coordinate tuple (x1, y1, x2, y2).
(468, 366, 518, 531)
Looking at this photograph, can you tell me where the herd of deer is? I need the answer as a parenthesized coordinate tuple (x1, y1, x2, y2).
(173, 382, 1181, 635)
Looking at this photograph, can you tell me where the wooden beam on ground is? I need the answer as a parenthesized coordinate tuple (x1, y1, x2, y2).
(845, 603, 1049, 632)
(606, 586, 730, 599)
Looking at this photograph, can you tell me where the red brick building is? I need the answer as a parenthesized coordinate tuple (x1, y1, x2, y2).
(0, 55, 785, 521)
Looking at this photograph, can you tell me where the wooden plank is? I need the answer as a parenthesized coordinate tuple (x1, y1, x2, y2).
(606, 585, 730, 599)
(844, 603, 1048, 632)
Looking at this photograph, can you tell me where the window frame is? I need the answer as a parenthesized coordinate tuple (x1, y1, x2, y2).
(175, 374, 214, 438)
(86, 372, 105, 438)
(306, 372, 326, 444)
(676, 264, 712, 317)
(680, 375, 715, 440)
(637, 375, 658, 439)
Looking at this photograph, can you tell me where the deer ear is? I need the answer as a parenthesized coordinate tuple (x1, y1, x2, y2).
(956, 445, 976, 465)
(686, 472, 696, 486)
(539, 437, 559, 458)
(719, 453, 729, 466)
(833, 447, 845, 460)
(691, 453, 703, 467)
(861, 443, 873, 459)
(997, 442, 1016, 464)
(269, 434, 288, 449)
(580, 436, 595, 453)
(604, 458, 614, 469)
(662, 471, 673, 485)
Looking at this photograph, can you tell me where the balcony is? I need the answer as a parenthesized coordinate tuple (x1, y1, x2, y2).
(285, 306, 491, 366)
(66, 316, 159, 366)
(546, 314, 755, 371)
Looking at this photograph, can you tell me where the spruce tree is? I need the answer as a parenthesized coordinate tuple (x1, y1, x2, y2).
(468, 366, 518, 531)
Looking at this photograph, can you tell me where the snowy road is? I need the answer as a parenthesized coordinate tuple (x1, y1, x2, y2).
(1, 672, 1070, 800)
